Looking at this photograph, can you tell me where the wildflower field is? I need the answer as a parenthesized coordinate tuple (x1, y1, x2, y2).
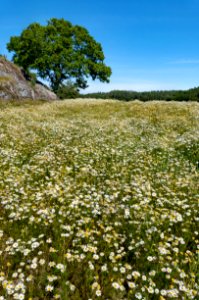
(0, 99, 198, 300)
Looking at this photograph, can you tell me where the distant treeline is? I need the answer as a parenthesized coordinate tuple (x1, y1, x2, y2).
(81, 87, 199, 101)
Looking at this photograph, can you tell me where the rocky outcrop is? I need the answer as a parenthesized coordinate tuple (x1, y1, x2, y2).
(0, 57, 58, 100)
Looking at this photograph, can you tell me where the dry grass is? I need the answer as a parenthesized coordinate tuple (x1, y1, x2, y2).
(0, 99, 198, 300)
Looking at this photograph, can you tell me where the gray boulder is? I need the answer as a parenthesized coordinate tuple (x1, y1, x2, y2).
(0, 57, 58, 100)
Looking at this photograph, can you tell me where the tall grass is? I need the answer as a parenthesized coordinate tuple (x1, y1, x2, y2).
(0, 99, 198, 299)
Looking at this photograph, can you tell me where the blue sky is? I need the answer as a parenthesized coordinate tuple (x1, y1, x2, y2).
(1, 0, 199, 92)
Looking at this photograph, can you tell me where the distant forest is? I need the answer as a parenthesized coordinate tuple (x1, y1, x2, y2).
(81, 87, 199, 101)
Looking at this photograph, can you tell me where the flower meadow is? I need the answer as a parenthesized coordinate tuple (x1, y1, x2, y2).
(0, 99, 198, 300)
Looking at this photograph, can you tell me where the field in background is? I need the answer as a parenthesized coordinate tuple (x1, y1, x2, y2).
(0, 99, 198, 300)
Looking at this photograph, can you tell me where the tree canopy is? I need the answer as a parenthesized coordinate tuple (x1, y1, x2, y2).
(7, 18, 112, 92)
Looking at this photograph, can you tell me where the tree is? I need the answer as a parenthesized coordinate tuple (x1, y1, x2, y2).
(7, 18, 112, 93)
(56, 81, 80, 99)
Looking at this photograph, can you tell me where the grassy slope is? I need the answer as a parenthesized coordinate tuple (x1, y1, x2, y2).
(0, 99, 198, 300)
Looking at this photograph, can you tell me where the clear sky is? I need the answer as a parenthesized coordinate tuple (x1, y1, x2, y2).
(1, 0, 199, 92)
